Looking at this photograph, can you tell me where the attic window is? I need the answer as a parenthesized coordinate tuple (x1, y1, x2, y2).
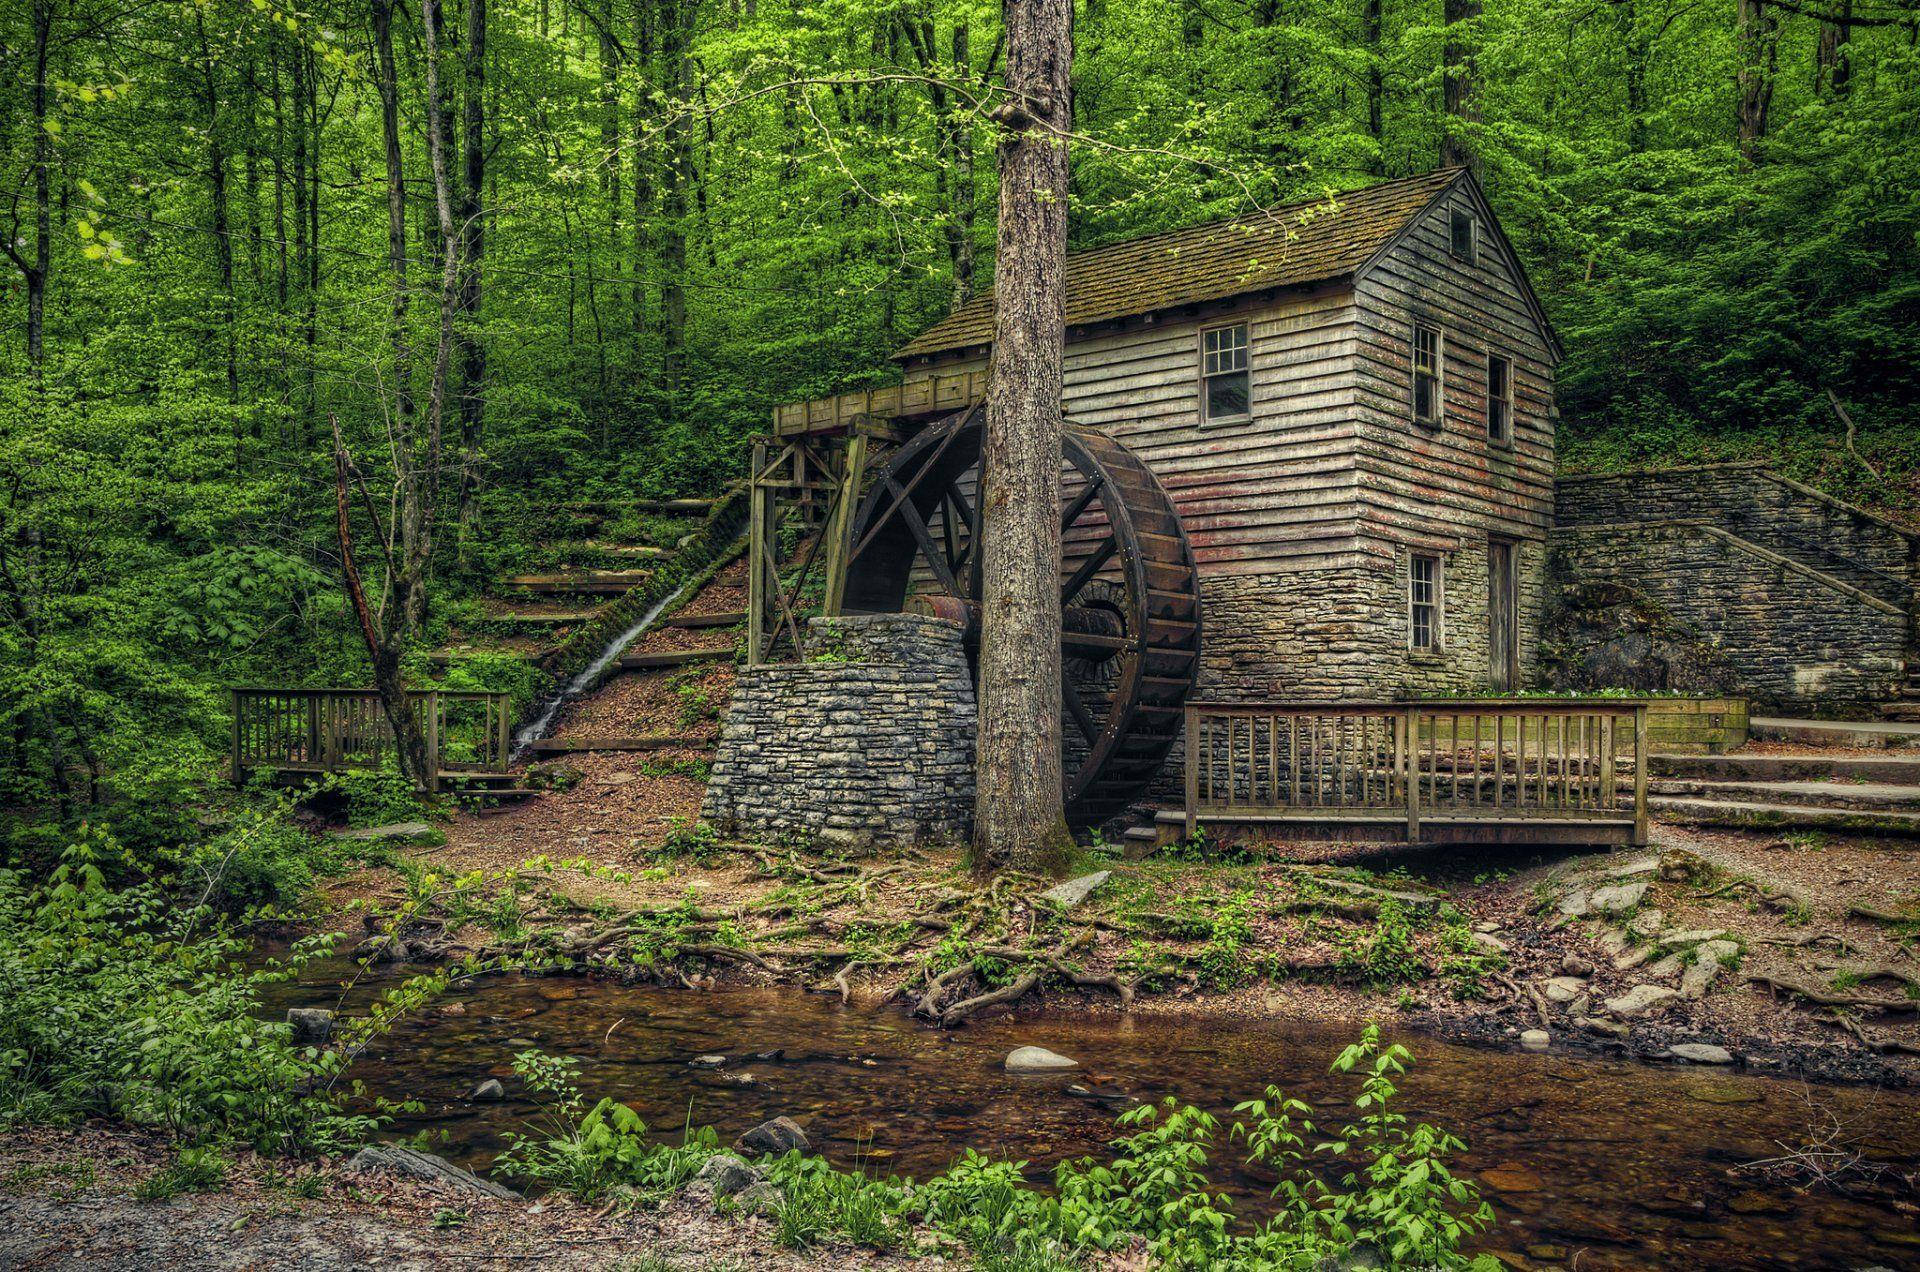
(1200, 323, 1251, 424)
(1412, 324, 1443, 426)
(1449, 208, 1477, 263)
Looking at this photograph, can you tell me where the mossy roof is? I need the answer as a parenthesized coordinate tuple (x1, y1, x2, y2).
(895, 168, 1464, 361)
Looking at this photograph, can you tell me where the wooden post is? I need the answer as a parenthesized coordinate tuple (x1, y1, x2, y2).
(1632, 704, 1649, 846)
(821, 429, 868, 617)
(747, 437, 769, 666)
(1403, 706, 1421, 841)
(423, 692, 442, 794)
(1183, 704, 1199, 839)
(230, 689, 244, 784)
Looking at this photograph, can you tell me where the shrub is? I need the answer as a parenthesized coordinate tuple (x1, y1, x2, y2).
(0, 831, 400, 1154)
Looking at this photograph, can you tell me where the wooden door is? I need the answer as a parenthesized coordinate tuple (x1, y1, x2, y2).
(1488, 540, 1517, 691)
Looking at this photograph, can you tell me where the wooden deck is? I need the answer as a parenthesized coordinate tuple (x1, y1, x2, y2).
(230, 687, 513, 793)
(1180, 699, 1648, 847)
(771, 369, 987, 437)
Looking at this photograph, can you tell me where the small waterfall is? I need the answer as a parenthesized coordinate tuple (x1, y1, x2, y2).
(510, 578, 695, 758)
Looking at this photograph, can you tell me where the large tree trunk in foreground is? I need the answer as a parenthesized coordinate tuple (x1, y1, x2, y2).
(973, 0, 1074, 874)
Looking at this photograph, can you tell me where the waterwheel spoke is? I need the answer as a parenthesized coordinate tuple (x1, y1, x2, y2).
(889, 479, 960, 594)
(1062, 675, 1099, 743)
(942, 483, 974, 586)
(1061, 535, 1117, 607)
(1059, 475, 1105, 532)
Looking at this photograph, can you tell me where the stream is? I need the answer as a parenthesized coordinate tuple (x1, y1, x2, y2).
(272, 968, 1920, 1268)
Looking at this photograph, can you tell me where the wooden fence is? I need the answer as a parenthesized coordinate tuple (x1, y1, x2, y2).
(229, 688, 513, 791)
(1182, 700, 1647, 846)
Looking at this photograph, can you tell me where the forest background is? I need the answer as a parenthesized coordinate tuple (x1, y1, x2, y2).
(3, 0, 1917, 851)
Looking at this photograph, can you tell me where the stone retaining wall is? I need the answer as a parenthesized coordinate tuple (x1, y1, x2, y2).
(1552, 466, 1917, 715)
(700, 614, 975, 847)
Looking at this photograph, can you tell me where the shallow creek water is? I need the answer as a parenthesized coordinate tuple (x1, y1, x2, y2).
(277, 971, 1920, 1269)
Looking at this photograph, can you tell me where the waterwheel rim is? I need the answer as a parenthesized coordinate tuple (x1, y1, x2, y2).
(844, 406, 1202, 824)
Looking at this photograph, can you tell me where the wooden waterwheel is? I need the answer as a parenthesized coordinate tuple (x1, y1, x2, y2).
(842, 405, 1203, 825)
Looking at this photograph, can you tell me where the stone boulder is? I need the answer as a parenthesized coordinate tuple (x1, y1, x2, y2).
(347, 1145, 520, 1201)
(1005, 1046, 1079, 1073)
(733, 1180, 785, 1214)
(286, 1008, 334, 1045)
(1588, 879, 1649, 916)
(1681, 940, 1739, 999)
(1604, 984, 1679, 1018)
(465, 1078, 506, 1102)
(1039, 871, 1111, 910)
(694, 1153, 761, 1198)
(1668, 1043, 1734, 1065)
(736, 1116, 810, 1155)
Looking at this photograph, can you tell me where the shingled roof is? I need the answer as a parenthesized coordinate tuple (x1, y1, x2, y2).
(895, 167, 1465, 361)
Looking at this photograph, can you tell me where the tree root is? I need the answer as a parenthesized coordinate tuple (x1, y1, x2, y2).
(940, 972, 1042, 1026)
(1847, 903, 1916, 926)
(1823, 1009, 1920, 1056)
(1749, 972, 1920, 1013)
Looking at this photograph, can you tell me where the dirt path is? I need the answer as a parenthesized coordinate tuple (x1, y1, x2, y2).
(0, 1127, 909, 1271)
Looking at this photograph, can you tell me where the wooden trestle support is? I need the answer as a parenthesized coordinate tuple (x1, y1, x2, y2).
(749, 391, 1204, 827)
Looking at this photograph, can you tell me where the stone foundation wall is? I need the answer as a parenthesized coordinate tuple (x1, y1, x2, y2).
(1552, 465, 1917, 715)
(1195, 537, 1547, 704)
(700, 614, 975, 847)
(1550, 523, 1908, 714)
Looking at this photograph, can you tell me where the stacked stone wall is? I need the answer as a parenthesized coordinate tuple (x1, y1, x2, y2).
(1552, 465, 1917, 715)
(1551, 524, 1907, 714)
(700, 614, 976, 847)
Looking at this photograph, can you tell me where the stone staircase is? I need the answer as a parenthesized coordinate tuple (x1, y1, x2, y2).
(1884, 657, 1920, 722)
(1648, 743, 1920, 836)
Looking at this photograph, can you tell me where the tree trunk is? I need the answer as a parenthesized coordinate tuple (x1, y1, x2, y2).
(372, 0, 414, 432)
(1735, 0, 1776, 161)
(1816, 0, 1852, 95)
(18, 0, 53, 379)
(193, 12, 241, 407)
(951, 23, 977, 306)
(631, 0, 656, 342)
(1440, 0, 1480, 171)
(1620, 0, 1648, 152)
(1363, 0, 1384, 171)
(973, 0, 1074, 874)
(456, 0, 489, 553)
(659, 0, 692, 391)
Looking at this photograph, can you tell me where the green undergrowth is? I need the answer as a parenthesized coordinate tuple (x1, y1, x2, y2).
(492, 1026, 1498, 1270)
(0, 830, 438, 1153)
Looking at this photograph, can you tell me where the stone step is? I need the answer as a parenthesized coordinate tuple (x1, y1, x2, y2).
(1749, 716, 1920, 750)
(488, 609, 602, 626)
(1648, 777, 1920, 812)
(1650, 752, 1920, 784)
(616, 647, 731, 670)
(1650, 795, 1920, 836)
(665, 610, 745, 630)
(501, 571, 652, 596)
(527, 734, 715, 754)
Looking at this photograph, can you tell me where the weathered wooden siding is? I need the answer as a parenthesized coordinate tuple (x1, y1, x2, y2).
(902, 285, 1367, 577)
(1351, 187, 1556, 550)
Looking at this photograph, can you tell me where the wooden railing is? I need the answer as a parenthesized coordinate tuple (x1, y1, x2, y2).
(230, 688, 513, 791)
(1183, 700, 1648, 846)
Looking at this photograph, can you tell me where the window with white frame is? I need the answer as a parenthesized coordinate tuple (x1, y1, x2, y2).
(1409, 553, 1442, 650)
(1412, 324, 1443, 426)
(1449, 207, 1477, 263)
(1487, 352, 1513, 444)
(1200, 322, 1251, 423)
